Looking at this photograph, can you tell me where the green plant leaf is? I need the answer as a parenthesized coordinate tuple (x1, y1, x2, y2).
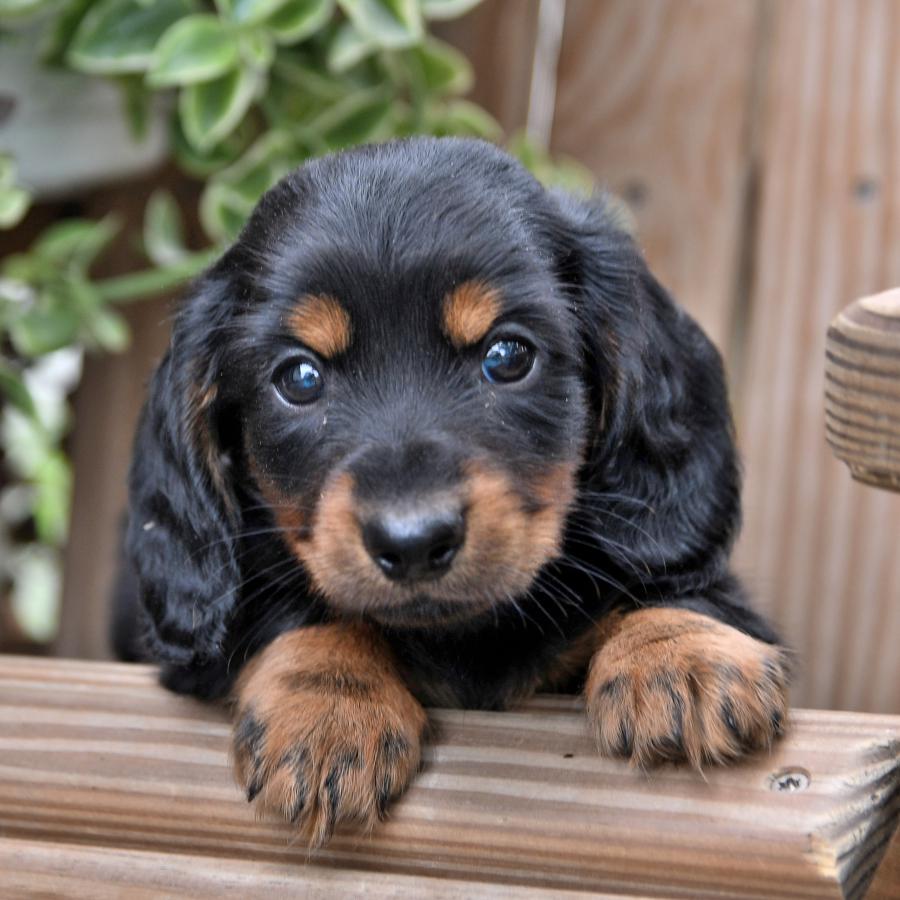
(117, 74, 152, 139)
(238, 27, 275, 68)
(32, 451, 72, 546)
(336, 0, 422, 49)
(198, 130, 297, 240)
(326, 20, 377, 72)
(9, 304, 81, 357)
(10, 546, 63, 641)
(147, 14, 240, 86)
(229, 0, 290, 25)
(32, 217, 120, 271)
(143, 190, 186, 266)
(86, 307, 130, 351)
(420, 0, 482, 20)
(305, 86, 392, 148)
(0, 185, 30, 229)
(426, 99, 501, 140)
(217, 130, 295, 191)
(40, 0, 94, 65)
(508, 131, 594, 195)
(411, 36, 471, 95)
(272, 54, 346, 98)
(179, 66, 261, 151)
(0, 361, 37, 419)
(171, 116, 248, 176)
(67, 0, 195, 75)
(269, 0, 333, 44)
(199, 181, 255, 241)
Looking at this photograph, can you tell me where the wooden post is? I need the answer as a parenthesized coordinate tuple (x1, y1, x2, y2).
(1, 656, 898, 898)
(825, 288, 900, 492)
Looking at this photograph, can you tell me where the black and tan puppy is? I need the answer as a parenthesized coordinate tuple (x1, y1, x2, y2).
(126, 137, 789, 845)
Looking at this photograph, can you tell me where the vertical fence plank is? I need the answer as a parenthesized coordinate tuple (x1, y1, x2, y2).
(550, 0, 761, 350)
(735, 0, 900, 712)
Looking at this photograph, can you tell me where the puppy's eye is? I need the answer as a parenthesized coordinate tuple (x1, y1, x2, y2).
(482, 339, 535, 384)
(274, 359, 324, 404)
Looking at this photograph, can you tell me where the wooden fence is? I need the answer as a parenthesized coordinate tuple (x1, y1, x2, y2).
(57, 0, 900, 713)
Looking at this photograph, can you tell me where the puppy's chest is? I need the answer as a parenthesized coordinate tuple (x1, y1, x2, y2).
(385, 620, 595, 710)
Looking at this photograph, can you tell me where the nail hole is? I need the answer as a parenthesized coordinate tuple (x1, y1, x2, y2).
(621, 180, 649, 209)
(853, 176, 880, 202)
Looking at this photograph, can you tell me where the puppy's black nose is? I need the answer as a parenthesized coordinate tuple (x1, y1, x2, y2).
(362, 508, 465, 582)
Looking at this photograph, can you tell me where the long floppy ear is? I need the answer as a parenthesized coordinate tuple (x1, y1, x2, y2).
(125, 272, 240, 667)
(548, 192, 742, 592)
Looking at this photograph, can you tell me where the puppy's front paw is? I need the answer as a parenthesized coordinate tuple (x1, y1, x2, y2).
(585, 608, 789, 768)
(231, 625, 426, 846)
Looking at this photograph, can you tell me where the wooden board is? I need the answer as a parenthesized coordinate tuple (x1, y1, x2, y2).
(1, 656, 898, 899)
(734, 0, 900, 714)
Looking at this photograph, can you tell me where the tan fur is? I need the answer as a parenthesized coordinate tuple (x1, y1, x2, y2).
(186, 381, 235, 512)
(232, 622, 426, 846)
(442, 281, 501, 348)
(290, 462, 576, 625)
(585, 608, 790, 768)
(287, 294, 351, 358)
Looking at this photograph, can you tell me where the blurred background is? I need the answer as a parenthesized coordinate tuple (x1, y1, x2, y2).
(1, 0, 898, 713)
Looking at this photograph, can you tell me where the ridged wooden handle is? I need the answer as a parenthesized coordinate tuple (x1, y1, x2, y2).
(825, 288, 900, 491)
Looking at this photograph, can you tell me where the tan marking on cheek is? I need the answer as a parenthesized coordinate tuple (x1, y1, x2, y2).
(243, 453, 311, 542)
(442, 281, 501, 348)
(292, 472, 383, 605)
(288, 294, 351, 358)
(529, 462, 578, 562)
(453, 461, 577, 595)
(185, 381, 234, 512)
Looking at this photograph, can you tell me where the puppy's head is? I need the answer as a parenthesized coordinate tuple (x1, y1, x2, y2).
(130, 138, 737, 658)
(227, 141, 593, 626)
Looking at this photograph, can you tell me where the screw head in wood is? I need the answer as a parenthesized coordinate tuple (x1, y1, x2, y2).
(769, 768, 811, 792)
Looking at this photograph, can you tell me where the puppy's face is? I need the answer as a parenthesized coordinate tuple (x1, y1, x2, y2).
(222, 145, 591, 627)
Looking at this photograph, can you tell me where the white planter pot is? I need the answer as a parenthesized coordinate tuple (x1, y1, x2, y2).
(0, 33, 169, 199)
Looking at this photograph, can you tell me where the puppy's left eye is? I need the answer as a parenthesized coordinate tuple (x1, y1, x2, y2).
(274, 359, 324, 404)
(482, 339, 535, 384)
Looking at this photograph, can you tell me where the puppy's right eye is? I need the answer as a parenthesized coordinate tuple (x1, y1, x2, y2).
(482, 338, 535, 384)
(274, 359, 324, 405)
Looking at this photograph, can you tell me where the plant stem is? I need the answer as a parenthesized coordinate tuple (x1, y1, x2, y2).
(96, 248, 220, 304)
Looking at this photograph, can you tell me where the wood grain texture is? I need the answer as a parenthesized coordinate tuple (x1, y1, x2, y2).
(549, 0, 761, 349)
(868, 822, 900, 900)
(825, 289, 900, 491)
(734, 0, 900, 714)
(1, 656, 898, 899)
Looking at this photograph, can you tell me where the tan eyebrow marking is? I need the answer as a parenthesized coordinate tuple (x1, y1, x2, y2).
(442, 281, 502, 349)
(287, 294, 351, 358)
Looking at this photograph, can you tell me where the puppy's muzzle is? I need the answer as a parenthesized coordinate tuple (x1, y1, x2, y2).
(361, 504, 466, 583)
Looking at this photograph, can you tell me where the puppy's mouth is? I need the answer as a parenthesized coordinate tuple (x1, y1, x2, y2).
(276, 460, 577, 628)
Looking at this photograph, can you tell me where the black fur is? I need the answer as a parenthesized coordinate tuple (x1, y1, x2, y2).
(124, 137, 780, 705)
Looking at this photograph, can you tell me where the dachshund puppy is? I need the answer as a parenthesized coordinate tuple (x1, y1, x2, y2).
(126, 137, 789, 845)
